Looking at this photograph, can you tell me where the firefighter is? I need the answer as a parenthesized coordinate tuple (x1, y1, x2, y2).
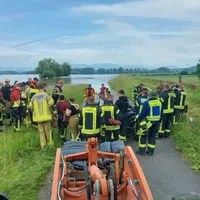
(79, 96, 102, 140)
(97, 90, 108, 107)
(135, 87, 148, 115)
(0, 82, 4, 131)
(158, 83, 174, 138)
(136, 91, 162, 156)
(132, 83, 144, 101)
(10, 82, 25, 132)
(30, 77, 39, 89)
(156, 85, 162, 97)
(29, 85, 39, 99)
(56, 95, 69, 140)
(101, 94, 120, 141)
(52, 81, 64, 104)
(2, 79, 12, 125)
(66, 97, 80, 140)
(173, 84, 186, 124)
(115, 89, 129, 141)
(100, 83, 109, 98)
(84, 84, 95, 99)
(29, 83, 57, 149)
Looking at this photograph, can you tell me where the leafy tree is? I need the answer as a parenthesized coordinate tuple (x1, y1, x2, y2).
(34, 58, 71, 78)
(61, 62, 71, 76)
(40, 70, 55, 78)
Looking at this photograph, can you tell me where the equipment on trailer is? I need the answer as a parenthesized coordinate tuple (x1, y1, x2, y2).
(51, 138, 153, 200)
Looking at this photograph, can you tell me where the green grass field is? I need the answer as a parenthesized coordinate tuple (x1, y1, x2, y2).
(141, 74, 200, 85)
(109, 75, 200, 171)
(0, 84, 86, 200)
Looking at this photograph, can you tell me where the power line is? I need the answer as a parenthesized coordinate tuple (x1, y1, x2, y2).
(12, 35, 69, 48)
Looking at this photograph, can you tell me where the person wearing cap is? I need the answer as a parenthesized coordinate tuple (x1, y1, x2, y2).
(79, 96, 102, 140)
(56, 95, 69, 140)
(115, 89, 129, 141)
(30, 77, 39, 89)
(84, 84, 95, 99)
(0, 82, 4, 131)
(29, 83, 57, 149)
(100, 83, 109, 98)
(101, 94, 120, 141)
(136, 91, 162, 156)
(2, 79, 12, 124)
(52, 81, 64, 104)
(134, 87, 149, 115)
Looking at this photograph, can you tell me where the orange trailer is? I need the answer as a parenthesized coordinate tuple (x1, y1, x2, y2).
(51, 138, 154, 200)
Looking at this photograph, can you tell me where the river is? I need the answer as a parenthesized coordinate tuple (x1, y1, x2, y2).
(0, 74, 117, 91)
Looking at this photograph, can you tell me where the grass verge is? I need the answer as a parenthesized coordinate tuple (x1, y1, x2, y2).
(0, 84, 86, 200)
(109, 75, 200, 171)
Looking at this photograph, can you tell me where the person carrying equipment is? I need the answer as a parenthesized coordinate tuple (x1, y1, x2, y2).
(84, 84, 95, 99)
(101, 94, 121, 141)
(135, 87, 148, 115)
(115, 89, 129, 141)
(79, 96, 102, 140)
(66, 97, 80, 140)
(136, 91, 162, 156)
(132, 83, 144, 101)
(100, 83, 109, 98)
(52, 80, 64, 104)
(0, 82, 5, 131)
(56, 95, 69, 140)
(173, 84, 186, 124)
(2, 79, 12, 125)
(29, 83, 57, 149)
(158, 83, 174, 138)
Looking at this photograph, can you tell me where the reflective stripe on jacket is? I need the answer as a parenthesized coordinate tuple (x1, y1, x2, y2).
(29, 91, 55, 122)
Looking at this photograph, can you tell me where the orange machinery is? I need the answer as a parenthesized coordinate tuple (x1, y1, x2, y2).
(51, 138, 154, 200)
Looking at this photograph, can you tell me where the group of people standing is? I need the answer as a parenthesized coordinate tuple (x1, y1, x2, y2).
(133, 81, 187, 156)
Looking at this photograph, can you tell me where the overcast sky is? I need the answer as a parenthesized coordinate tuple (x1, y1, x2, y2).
(0, 0, 200, 70)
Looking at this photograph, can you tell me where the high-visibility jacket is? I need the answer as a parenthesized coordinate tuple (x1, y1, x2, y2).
(174, 90, 186, 110)
(30, 88, 39, 99)
(135, 96, 148, 114)
(84, 88, 95, 99)
(160, 90, 174, 114)
(79, 105, 101, 135)
(101, 102, 120, 131)
(29, 91, 56, 122)
(138, 98, 162, 123)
